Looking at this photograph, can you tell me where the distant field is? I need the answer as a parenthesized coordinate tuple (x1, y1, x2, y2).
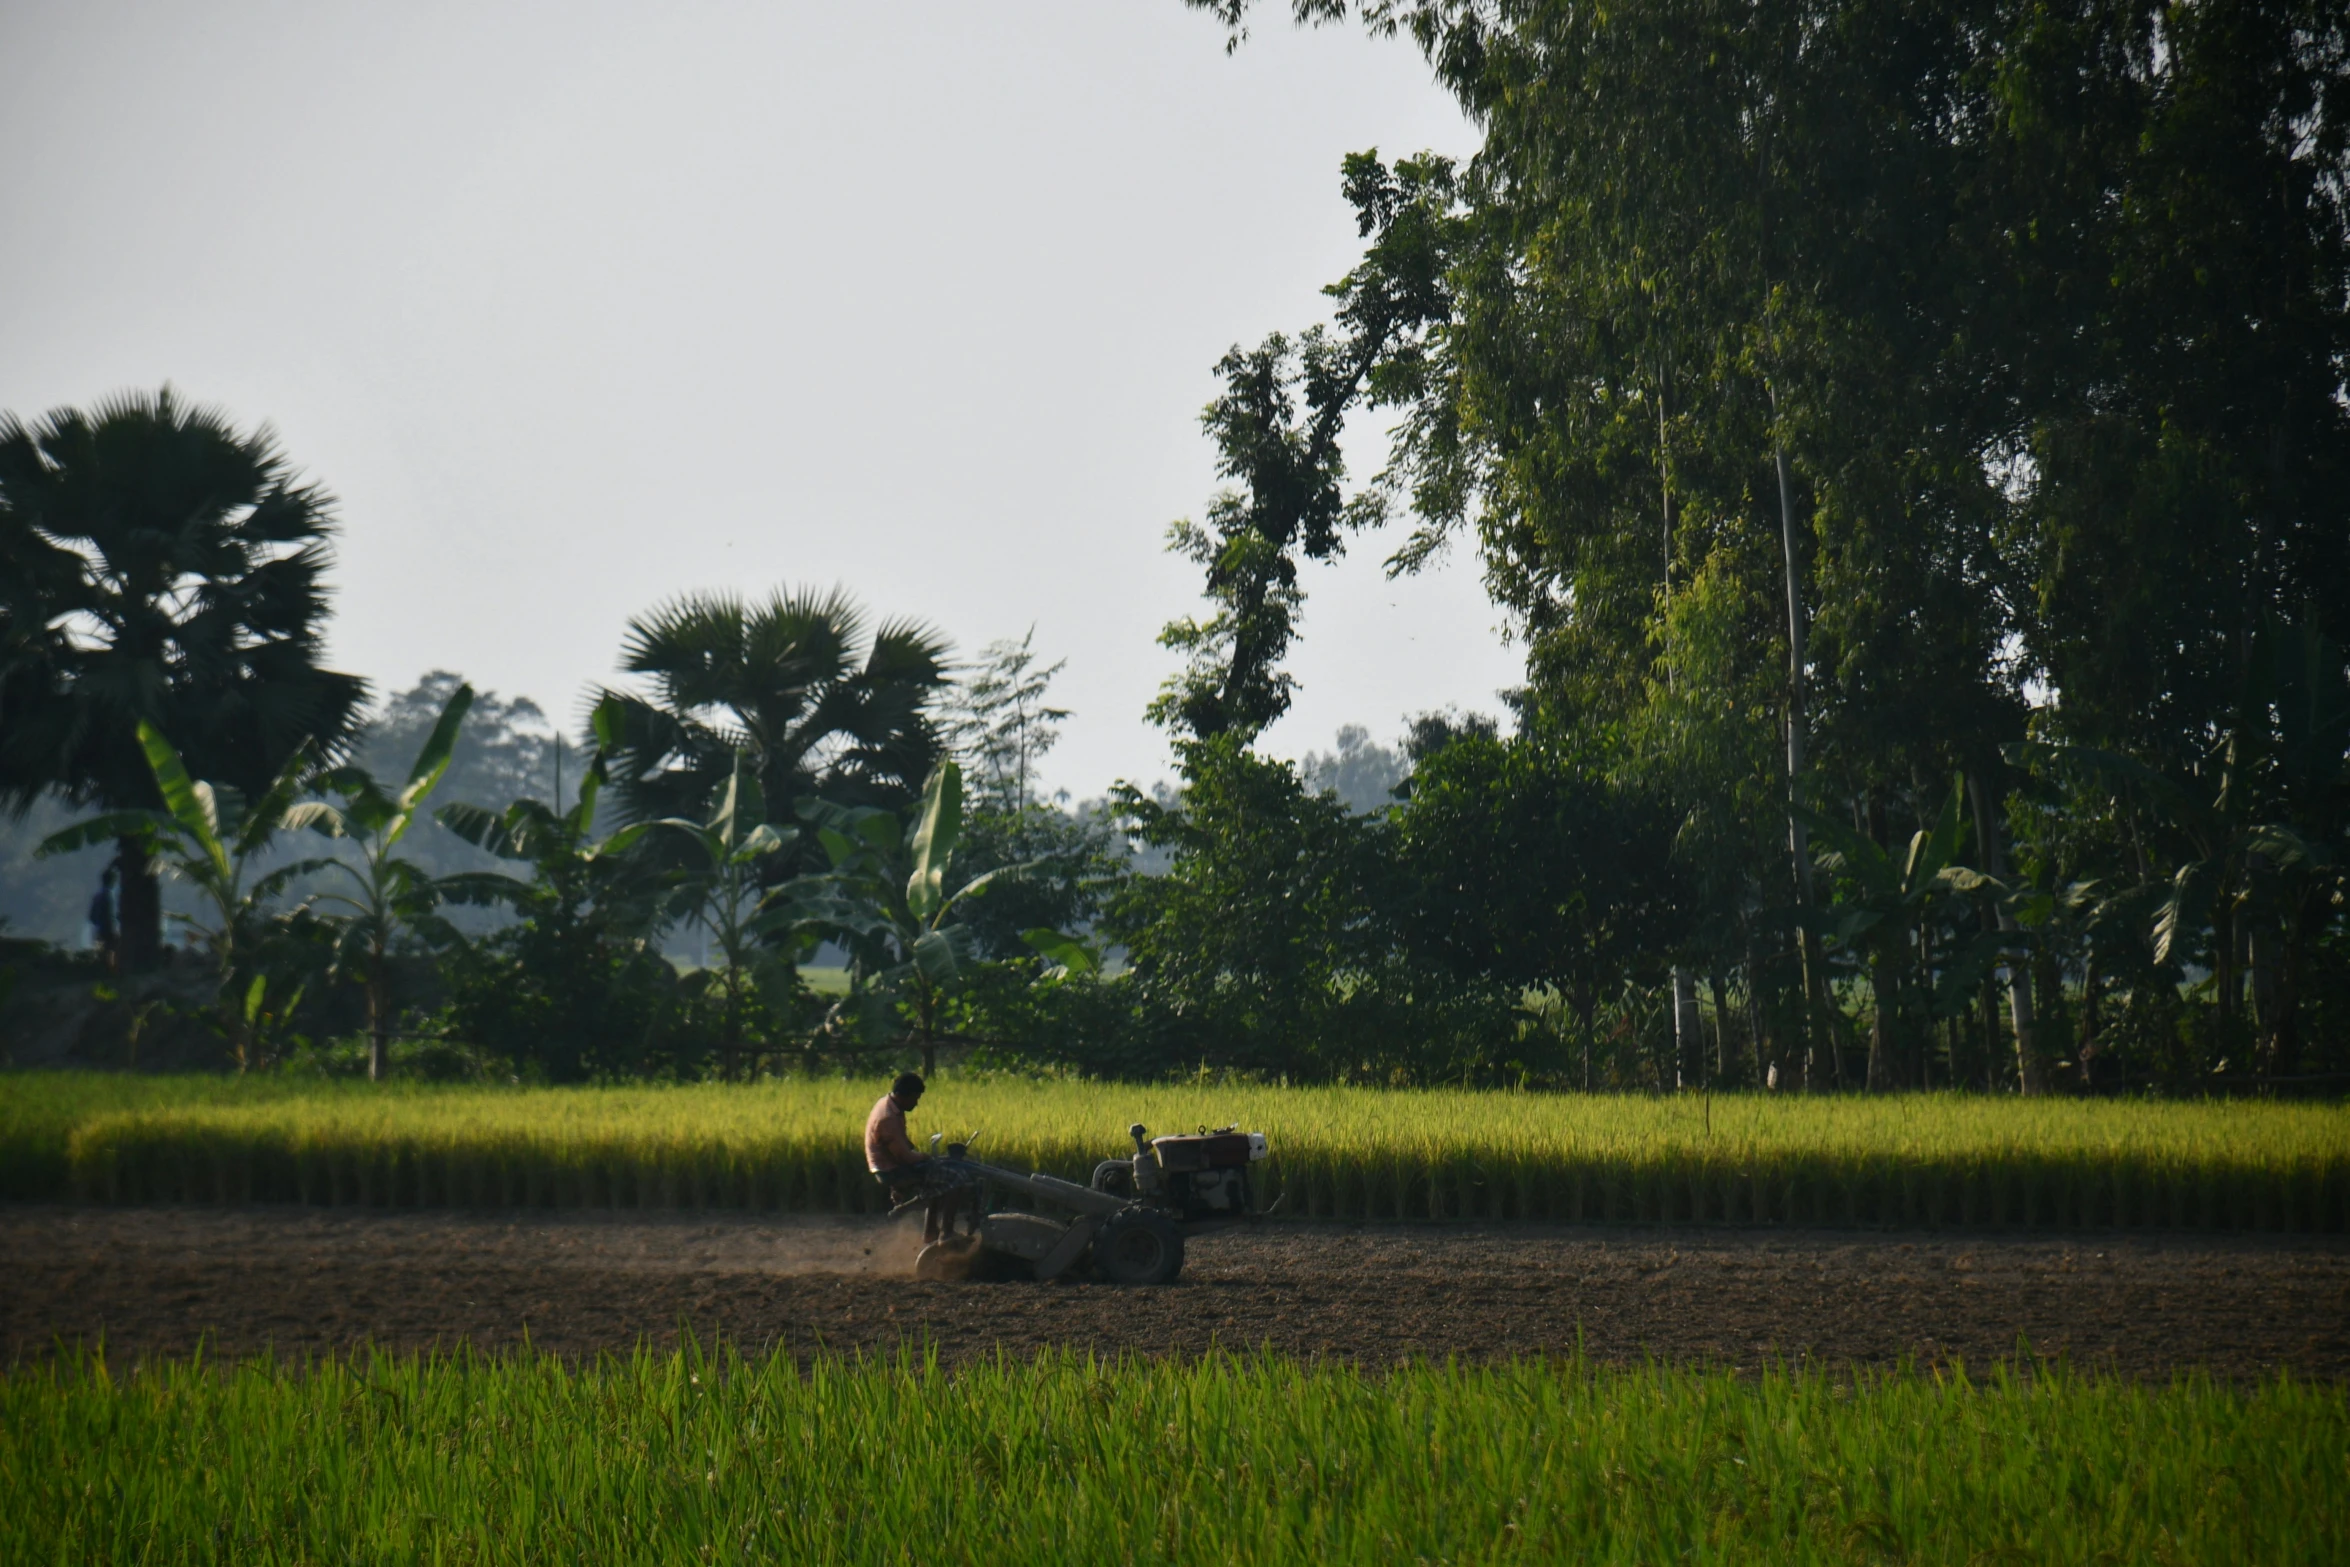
(798, 965, 851, 996)
(6, 1072, 2345, 1231)
(4, 1346, 2341, 1564)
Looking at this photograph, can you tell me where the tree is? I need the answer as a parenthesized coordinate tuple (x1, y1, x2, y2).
(38, 723, 327, 1069)
(1152, 152, 1462, 743)
(1182, 0, 2350, 1089)
(771, 760, 1058, 1076)
(937, 628, 1122, 963)
(435, 740, 683, 1082)
(1797, 777, 1991, 1090)
(630, 755, 801, 1080)
(1107, 738, 1516, 1083)
(1300, 723, 1411, 814)
(1391, 733, 1692, 1088)
(945, 800, 1128, 965)
(597, 586, 952, 847)
(0, 388, 368, 968)
(944, 628, 1070, 816)
(2008, 621, 2350, 1077)
(301, 682, 475, 1080)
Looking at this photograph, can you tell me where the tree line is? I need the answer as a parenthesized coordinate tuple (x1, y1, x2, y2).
(4, 0, 2345, 1090)
(1125, 0, 2350, 1091)
(0, 400, 1107, 1080)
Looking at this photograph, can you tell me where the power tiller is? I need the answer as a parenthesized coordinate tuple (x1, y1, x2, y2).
(890, 1123, 1271, 1285)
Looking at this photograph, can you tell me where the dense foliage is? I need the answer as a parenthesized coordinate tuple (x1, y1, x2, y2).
(1139, 0, 2350, 1092)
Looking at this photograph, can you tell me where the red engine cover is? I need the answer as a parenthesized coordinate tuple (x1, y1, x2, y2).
(1152, 1133, 1254, 1172)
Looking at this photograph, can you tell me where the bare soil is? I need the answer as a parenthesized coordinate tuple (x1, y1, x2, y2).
(4, 1205, 2346, 1377)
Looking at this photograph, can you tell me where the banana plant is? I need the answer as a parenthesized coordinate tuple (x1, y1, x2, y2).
(766, 760, 1076, 1075)
(432, 737, 670, 942)
(1795, 776, 1990, 1089)
(2005, 621, 2350, 1069)
(628, 753, 799, 1080)
(37, 722, 331, 1069)
(298, 682, 474, 1081)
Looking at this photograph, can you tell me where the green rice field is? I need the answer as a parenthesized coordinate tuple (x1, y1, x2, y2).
(4, 1345, 2342, 1565)
(5, 1071, 2346, 1231)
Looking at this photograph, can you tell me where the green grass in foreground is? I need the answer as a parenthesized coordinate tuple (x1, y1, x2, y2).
(2, 1347, 2341, 1565)
(8, 1071, 2346, 1230)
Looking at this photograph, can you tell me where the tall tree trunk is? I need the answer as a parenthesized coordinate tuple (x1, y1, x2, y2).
(1916, 922, 1934, 1089)
(2079, 956, 2102, 1091)
(2032, 948, 2067, 1092)
(1967, 773, 2041, 1094)
(1709, 970, 1733, 1083)
(2213, 900, 2238, 1045)
(1577, 989, 1596, 1092)
(2248, 924, 2281, 1072)
(2270, 896, 2313, 1078)
(718, 968, 741, 1083)
(368, 945, 389, 1082)
(1866, 952, 1893, 1091)
(1979, 976, 2001, 1093)
(1771, 396, 1833, 1089)
(1743, 926, 1769, 1087)
(1672, 968, 1702, 1088)
(115, 837, 161, 970)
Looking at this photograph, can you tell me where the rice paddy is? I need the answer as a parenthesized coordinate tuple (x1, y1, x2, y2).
(8, 1072, 2345, 1231)
(3, 1344, 2341, 1565)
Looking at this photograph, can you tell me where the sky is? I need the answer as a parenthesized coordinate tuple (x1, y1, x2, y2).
(0, 0, 1523, 803)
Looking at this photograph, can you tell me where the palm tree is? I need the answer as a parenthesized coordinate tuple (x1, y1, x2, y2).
(0, 388, 367, 966)
(596, 586, 952, 848)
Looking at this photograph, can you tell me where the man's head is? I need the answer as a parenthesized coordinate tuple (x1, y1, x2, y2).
(890, 1071, 925, 1110)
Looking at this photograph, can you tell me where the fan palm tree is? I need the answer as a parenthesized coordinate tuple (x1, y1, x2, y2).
(595, 586, 952, 848)
(0, 388, 367, 966)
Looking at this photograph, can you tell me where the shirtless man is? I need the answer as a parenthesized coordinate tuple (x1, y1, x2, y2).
(865, 1072, 929, 1184)
(868, 1071, 965, 1245)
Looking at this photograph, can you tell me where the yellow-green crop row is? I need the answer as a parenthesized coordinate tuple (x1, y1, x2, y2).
(8, 1345, 2345, 1565)
(13, 1072, 2348, 1231)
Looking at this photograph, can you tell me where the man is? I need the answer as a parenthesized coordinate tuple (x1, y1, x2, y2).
(865, 1071, 929, 1191)
(868, 1071, 962, 1244)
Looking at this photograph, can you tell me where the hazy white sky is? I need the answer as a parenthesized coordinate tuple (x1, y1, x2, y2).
(0, 1, 1521, 801)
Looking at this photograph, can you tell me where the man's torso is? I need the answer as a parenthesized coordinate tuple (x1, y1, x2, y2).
(865, 1093, 913, 1172)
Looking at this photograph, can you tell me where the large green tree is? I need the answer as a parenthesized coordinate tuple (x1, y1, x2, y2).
(0, 389, 367, 967)
(1392, 732, 1693, 1087)
(1179, 0, 2350, 1088)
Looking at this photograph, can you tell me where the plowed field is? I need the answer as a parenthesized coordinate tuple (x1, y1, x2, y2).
(5, 1206, 2344, 1378)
